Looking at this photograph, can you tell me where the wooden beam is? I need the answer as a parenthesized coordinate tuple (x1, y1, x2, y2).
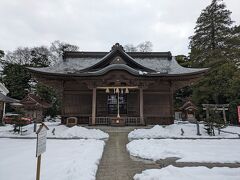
(203, 108, 229, 111)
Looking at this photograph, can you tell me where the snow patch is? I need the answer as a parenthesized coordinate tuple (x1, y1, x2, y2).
(127, 139, 240, 163)
(0, 122, 109, 139)
(0, 139, 105, 180)
(134, 165, 240, 180)
(128, 123, 240, 139)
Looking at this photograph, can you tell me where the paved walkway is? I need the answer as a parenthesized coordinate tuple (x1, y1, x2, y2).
(96, 126, 240, 179)
(96, 131, 159, 180)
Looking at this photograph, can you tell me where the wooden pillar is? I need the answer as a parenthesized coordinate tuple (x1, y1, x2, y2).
(91, 88, 96, 125)
(169, 81, 174, 123)
(60, 81, 65, 124)
(139, 88, 144, 125)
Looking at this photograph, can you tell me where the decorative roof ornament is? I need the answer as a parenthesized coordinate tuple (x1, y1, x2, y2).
(111, 43, 125, 52)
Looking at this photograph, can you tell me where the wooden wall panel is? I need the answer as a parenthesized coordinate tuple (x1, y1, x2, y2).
(64, 81, 89, 91)
(127, 91, 139, 116)
(64, 92, 92, 115)
(97, 91, 107, 116)
(143, 92, 170, 116)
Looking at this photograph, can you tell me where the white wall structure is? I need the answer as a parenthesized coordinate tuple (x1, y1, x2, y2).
(0, 82, 9, 118)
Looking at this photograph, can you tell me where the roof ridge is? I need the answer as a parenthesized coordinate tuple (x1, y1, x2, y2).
(63, 51, 172, 59)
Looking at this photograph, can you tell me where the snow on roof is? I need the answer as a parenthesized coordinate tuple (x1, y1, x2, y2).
(0, 93, 18, 103)
(0, 82, 9, 95)
(31, 57, 102, 74)
(28, 46, 208, 77)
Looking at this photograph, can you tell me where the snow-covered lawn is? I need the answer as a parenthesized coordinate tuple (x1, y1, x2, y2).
(0, 138, 105, 180)
(134, 165, 240, 180)
(128, 123, 240, 139)
(127, 139, 240, 163)
(0, 122, 109, 139)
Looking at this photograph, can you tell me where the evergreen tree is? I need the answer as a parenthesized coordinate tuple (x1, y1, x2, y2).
(0, 50, 4, 60)
(227, 68, 240, 124)
(189, 0, 235, 104)
(189, 0, 233, 67)
(225, 25, 240, 65)
(186, 0, 240, 126)
(36, 83, 61, 117)
(0, 50, 4, 80)
(2, 63, 31, 99)
(204, 108, 225, 136)
(175, 55, 192, 68)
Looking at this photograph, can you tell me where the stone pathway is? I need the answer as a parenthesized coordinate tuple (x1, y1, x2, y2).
(96, 131, 159, 180)
(96, 126, 240, 180)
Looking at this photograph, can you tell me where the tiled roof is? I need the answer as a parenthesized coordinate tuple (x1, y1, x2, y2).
(28, 43, 208, 77)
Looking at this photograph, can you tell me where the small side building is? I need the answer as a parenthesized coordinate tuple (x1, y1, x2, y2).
(19, 94, 51, 122)
(180, 100, 197, 122)
(0, 83, 19, 124)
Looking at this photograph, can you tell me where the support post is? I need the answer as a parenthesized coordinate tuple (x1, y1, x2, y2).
(36, 155, 41, 180)
(169, 81, 174, 123)
(117, 91, 120, 118)
(139, 88, 144, 125)
(92, 88, 96, 125)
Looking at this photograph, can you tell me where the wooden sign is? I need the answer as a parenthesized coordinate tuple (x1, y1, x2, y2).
(36, 123, 49, 157)
(36, 123, 48, 180)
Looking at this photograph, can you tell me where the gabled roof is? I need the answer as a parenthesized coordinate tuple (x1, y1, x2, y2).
(21, 94, 51, 108)
(28, 43, 208, 77)
(180, 100, 197, 110)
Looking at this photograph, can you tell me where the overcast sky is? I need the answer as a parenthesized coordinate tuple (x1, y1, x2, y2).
(0, 0, 239, 55)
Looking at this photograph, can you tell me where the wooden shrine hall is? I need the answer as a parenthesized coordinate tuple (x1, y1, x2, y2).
(28, 43, 207, 126)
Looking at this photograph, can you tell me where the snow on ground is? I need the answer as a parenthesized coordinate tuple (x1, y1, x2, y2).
(127, 139, 240, 163)
(134, 165, 240, 180)
(128, 122, 240, 139)
(0, 138, 105, 180)
(0, 122, 109, 139)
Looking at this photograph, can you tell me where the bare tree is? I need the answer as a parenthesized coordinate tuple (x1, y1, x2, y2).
(124, 41, 153, 52)
(3, 40, 79, 66)
(4, 46, 52, 67)
(5, 47, 32, 65)
(50, 40, 79, 57)
(137, 41, 153, 52)
(124, 44, 138, 52)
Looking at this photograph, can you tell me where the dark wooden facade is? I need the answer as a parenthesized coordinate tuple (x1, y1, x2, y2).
(28, 43, 207, 126)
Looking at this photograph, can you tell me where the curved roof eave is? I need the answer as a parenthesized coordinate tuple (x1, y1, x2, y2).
(27, 66, 208, 78)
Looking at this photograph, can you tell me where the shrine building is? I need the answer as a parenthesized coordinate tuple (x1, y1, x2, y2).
(28, 43, 207, 126)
